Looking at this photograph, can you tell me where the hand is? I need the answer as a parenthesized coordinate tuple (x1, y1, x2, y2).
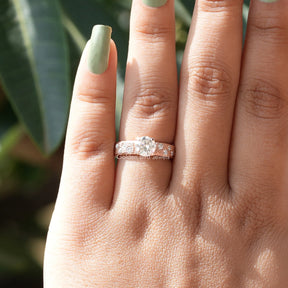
(44, 0, 288, 286)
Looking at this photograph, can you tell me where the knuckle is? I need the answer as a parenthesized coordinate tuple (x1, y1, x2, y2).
(69, 129, 113, 160)
(76, 88, 112, 105)
(169, 176, 206, 233)
(187, 62, 233, 105)
(233, 184, 285, 244)
(251, 16, 288, 44)
(114, 205, 150, 242)
(135, 22, 172, 42)
(128, 85, 175, 119)
(240, 79, 286, 120)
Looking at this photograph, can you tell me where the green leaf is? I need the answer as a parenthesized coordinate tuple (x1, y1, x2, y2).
(0, 101, 22, 159)
(0, 126, 22, 159)
(0, 0, 70, 154)
(60, 0, 129, 76)
(243, 2, 249, 44)
(0, 102, 17, 140)
(179, 0, 196, 14)
(175, 0, 193, 27)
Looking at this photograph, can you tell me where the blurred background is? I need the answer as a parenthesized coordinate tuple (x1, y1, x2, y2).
(0, 0, 249, 287)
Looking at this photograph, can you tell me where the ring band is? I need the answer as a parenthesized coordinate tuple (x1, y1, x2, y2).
(115, 136, 175, 160)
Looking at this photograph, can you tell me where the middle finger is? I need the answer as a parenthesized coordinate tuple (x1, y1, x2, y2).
(172, 0, 243, 202)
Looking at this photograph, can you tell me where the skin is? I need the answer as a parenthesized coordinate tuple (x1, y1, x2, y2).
(44, 0, 288, 287)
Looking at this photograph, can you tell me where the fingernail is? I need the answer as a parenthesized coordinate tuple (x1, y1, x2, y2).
(142, 0, 168, 8)
(87, 25, 112, 74)
(259, 0, 278, 2)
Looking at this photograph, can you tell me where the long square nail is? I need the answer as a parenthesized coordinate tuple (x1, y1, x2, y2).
(87, 25, 112, 74)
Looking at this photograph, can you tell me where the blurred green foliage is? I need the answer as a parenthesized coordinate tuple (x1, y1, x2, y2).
(0, 0, 250, 287)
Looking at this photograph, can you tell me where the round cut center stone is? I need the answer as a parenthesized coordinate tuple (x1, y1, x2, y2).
(136, 136, 156, 157)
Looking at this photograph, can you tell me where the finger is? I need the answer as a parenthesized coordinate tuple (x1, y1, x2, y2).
(59, 25, 117, 211)
(230, 0, 288, 220)
(114, 0, 178, 204)
(171, 0, 243, 200)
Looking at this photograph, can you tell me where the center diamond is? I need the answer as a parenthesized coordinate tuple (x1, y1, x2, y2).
(136, 136, 156, 157)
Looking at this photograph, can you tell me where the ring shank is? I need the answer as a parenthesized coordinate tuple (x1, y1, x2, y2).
(115, 140, 175, 160)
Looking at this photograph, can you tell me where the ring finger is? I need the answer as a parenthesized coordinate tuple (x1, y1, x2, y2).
(113, 0, 178, 205)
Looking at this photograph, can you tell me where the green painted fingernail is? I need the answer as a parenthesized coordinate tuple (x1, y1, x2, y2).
(87, 25, 112, 74)
(142, 0, 168, 8)
(259, 0, 278, 2)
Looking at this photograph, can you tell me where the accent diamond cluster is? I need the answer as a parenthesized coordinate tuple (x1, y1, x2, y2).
(115, 142, 133, 154)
